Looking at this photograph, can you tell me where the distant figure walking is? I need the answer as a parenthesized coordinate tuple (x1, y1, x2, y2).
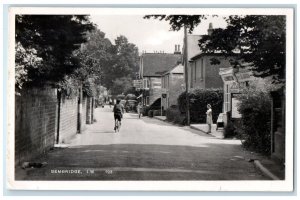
(137, 102, 143, 118)
(206, 104, 213, 134)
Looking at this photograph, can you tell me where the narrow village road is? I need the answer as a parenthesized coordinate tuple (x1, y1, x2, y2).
(17, 106, 269, 180)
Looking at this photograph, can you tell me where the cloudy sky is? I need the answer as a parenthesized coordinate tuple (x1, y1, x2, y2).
(90, 15, 228, 54)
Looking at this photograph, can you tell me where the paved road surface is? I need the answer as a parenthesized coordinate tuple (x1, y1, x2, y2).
(16, 106, 269, 180)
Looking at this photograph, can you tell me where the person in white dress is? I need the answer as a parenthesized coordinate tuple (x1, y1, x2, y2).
(206, 104, 213, 133)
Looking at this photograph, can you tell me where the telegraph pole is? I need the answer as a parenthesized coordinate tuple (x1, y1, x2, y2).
(184, 26, 190, 125)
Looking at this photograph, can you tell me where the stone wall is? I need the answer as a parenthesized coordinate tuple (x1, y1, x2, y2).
(15, 87, 57, 165)
(81, 96, 87, 130)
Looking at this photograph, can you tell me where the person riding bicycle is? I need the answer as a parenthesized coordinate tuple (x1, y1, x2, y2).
(113, 99, 124, 131)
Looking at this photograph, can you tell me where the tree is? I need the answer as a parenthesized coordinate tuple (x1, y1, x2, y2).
(145, 15, 286, 83)
(144, 15, 207, 33)
(199, 15, 286, 83)
(15, 42, 42, 90)
(114, 35, 139, 79)
(110, 76, 134, 96)
(101, 35, 139, 91)
(15, 15, 95, 87)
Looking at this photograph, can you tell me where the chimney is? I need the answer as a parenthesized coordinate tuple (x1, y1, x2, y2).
(174, 44, 181, 54)
(208, 23, 213, 36)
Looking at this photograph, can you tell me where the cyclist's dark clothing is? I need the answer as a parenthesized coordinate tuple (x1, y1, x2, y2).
(113, 103, 124, 121)
(114, 113, 122, 121)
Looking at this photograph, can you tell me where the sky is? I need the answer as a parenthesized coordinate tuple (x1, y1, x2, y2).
(90, 15, 228, 54)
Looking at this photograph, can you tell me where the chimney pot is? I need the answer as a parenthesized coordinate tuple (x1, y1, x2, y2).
(208, 23, 213, 36)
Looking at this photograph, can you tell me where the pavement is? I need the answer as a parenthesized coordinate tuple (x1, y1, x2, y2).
(15, 106, 282, 180)
(154, 115, 284, 180)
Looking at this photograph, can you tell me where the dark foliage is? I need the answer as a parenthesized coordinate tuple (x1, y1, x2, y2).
(236, 88, 272, 155)
(178, 88, 223, 123)
(166, 106, 186, 125)
(148, 110, 154, 118)
(199, 15, 286, 83)
(16, 15, 95, 86)
(144, 15, 207, 33)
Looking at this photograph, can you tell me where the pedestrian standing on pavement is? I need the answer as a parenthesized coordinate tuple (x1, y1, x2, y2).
(206, 104, 213, 134)
(137, 102, 143, 118)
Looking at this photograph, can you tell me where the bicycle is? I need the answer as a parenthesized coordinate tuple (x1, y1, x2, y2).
(114, 119, 121, 132)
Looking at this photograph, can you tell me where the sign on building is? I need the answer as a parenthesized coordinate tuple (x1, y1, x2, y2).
(152, 82, 161, 89)
(229, 82, 240, 93)
(235, 71, 253, 82)
(133, 80, 143, 89)
(231, 97, 241, 118)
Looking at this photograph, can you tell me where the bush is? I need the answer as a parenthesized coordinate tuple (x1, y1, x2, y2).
(178, 88, 223, 123)
(148, 110, 154, 117)
(236, 88, 272, 155)
(153, 110, 160, 116)
(142, 106, 150, 116)
(224, 120, 236, 138)
(166, 107, 186, 125)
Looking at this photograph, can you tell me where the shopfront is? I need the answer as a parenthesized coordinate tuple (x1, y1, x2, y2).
(219, 67, 254, 120)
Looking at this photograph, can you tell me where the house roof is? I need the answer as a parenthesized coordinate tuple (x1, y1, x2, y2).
(189, 52, 223, 61)
(141, 53, 182, 77)
(163, 64, 184, 76)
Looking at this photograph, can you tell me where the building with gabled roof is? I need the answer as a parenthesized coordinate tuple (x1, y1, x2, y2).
(139, 47, 182, 106)
(161, 63, 184, 109)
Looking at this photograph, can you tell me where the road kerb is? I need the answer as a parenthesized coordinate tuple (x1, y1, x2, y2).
(253, 160, 280, 180)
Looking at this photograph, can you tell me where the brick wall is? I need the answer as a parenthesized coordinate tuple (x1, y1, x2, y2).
(86, 97, 94, 124)
(81, 96, 87, 131)
(15, 87, 57, 165)
(58, 95, 78, 143)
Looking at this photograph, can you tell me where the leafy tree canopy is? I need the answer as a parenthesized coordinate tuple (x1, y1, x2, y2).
(75, 29, 114, 81)
(15, 15, 95, 87)
(110, 76, 134, 96)
(101, 35, 139, 91)
(144, 15, 207, 33)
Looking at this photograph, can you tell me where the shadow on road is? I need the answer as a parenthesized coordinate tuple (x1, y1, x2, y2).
(15, 143, 268, 181)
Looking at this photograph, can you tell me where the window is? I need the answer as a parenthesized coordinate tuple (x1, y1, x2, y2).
(225, 84, 231, 112)
(146, 96, 150, 105)
(167, 75, 169, 89)
(143, 78, 150, 89)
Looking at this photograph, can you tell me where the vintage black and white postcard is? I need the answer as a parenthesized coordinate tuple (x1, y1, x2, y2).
(6, 6, 294, 191)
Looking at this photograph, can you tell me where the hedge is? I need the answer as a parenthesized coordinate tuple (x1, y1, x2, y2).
(178, 88, 223, 124)
(153, 110, 165, 116)
(236, 88, 272, 155)
(166, 106, 186, 125)
(148, 110, 154, 117)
